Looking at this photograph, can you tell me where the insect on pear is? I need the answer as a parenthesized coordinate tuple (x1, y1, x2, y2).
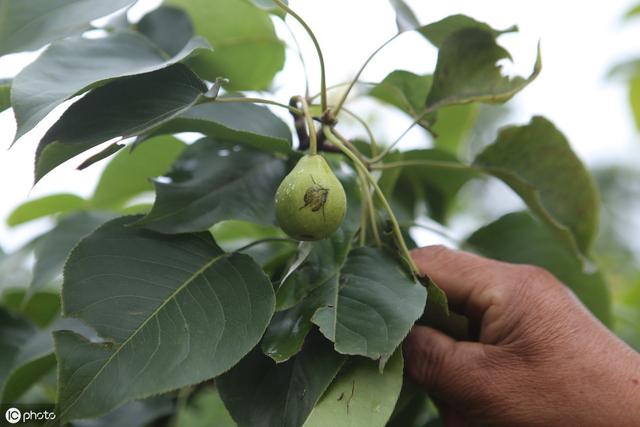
(300, 175, 329, 218)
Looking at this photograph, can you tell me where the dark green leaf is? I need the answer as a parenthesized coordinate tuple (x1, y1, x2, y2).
(262, 229, 355, 362)
(77, 143, 126, 171)
(275, 228, 355, 312)
(418, 14, 516, 48)
(11, 31, 210, 141)
(35, 64, 206, 183)
(7, 194, 86, 227)
(30, 212, 112, 294)
(56, 216, 275, 421)
(174, 387, 235, 427)
(388, 0, 419, 32)
(467, 212, 611, 324)
(0, 0, 135, 55)
(0, 240, 36, 292)
(474, 116, 599, 255)
(369, 71, 434, 127)
(0, 79, 10, 112)
(426, 29, 541, 109)
(143, 102, 293, 154)
(303, 350, 404, 427)
(1, 317, 94, 403)
(137, 138, 287, 233)
(137, 6, 194, 56)
(74, 398, 174, 427)
(91, 136, 186, 209)
(0, 308, 35, 396)
(219, 335, 345, 427)
(313, 248, 427, 359)
(170, 0, 285, 90)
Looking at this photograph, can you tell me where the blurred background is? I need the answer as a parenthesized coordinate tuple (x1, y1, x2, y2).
(1, 0, 639, 347)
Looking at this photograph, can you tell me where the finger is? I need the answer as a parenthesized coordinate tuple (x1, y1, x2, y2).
(403, 325, 486, 398)
(411, 245, 517, 319)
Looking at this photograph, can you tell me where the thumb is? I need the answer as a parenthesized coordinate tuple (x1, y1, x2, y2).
(403, 326, 486, 400)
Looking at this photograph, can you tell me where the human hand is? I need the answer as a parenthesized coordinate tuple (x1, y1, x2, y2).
(404, 246, 640, 427)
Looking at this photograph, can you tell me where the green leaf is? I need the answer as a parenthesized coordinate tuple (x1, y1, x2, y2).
(0, 79, 10, 112)
(369, 71, 434, 127)
(431, 104, 479, 155)
(388, 0, 419, 32)
(7, 194, 86, 227)
(218, 335, 346, 427)
(0, 0, 135, 55)
(418, 14, 517, 48)
(11, 31, 210, 142)
(467, 212, 611, 324)
(174, 387, 236, 427)
(30, 212, 112, 295)
(625, 4, 640, 19)
(137, 6, 194, 56)
(262, 229, 355, 363)
(143, 102, 293, 154)
(386, 149, 477, 222)
(1, 290, 60, 328)
(170, 0, 285, 90)
(474, 116, 599, 255)
(137, 138, 287, 233)
(313, 247, 427, 359)
(56, 216, 275, 421)
(303, 350, 404, 427)
(426, 29, 541, 109)
(91, 136, 186, 209)
(34, 64, 207, 183)
(630, 74, 640, 131)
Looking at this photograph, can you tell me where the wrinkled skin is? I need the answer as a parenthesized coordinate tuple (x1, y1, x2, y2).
(275, 154, 346, 240)
(404, 245, 640, 427)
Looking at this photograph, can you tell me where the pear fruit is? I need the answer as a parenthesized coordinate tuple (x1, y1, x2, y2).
(275, 154, 347, 241)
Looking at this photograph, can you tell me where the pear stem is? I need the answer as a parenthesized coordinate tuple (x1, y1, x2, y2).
(298, 97, 318, 155)
(324, 128, 419, 275)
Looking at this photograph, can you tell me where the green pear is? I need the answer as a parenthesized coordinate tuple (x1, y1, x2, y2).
(275, 154, 347, 241)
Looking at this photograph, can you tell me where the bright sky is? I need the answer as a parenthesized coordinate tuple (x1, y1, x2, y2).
(1, 0, 639, 251)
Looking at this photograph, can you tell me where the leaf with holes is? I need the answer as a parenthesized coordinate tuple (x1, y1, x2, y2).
(303, 349, 404, 427)
(418, 14, 517, 47)
(426, 28, 540, 109)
